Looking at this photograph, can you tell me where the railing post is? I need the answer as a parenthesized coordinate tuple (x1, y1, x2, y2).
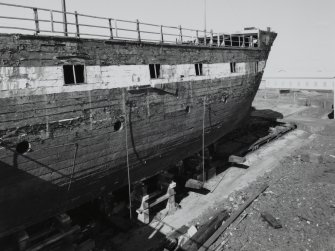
(217, 33, 220, 47)
(204, 29, 206, 45)
(108, 19, 113, 39)
(136, 19, 141, 42)
(33, 8, 40, 35)
(50, 10, 54, 33)
(114, 20, 118, 37)
(257, 29, 260, 47)
(160, 25, 164, 43)
(210, 29, 213, 45)
(196, 30, 199, 45)
(74, 11, 80, 38)
(62, 0, 68, 36)
(179, 25, 183, 43)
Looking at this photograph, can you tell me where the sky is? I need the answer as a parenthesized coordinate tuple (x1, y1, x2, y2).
(1, 0, 334, 75)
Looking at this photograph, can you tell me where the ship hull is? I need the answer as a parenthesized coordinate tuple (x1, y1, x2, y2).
(0, 32, 276, 237)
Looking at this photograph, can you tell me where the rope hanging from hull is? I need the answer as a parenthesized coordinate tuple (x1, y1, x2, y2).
(202, 97, 206, 183)
(123, 92, 132, 220)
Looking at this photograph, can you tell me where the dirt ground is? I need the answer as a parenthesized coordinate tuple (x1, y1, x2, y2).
(209, 133, 335, 251)
(208, 90, 335, 251)
(105, 90, 335, 251)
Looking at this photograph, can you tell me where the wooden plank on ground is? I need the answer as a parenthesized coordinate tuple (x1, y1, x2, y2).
(261, 212, 282, 229)
(198, 183, 269, 251)
(181, 210, 229, 251)
(185, 179, 204, 190)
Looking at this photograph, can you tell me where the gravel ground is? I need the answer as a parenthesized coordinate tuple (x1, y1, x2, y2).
(205, 93, 335, 251)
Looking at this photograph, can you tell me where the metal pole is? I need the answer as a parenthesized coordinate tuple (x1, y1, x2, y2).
(62, 0, 68, 36)
(210, 29, 213, 45)
(204, 0, 207, 46)
(136, 19, 141, 42)
(204, 0, 206, 32)
(114, 20, 118, 37)
(33, 8, 39, 35)
(50, 10, 54, 32)
(108, 19, 113, 39)
(196, 30, 199, 44)
(160, 25, 164, 43)
(74, 11, 80, 38)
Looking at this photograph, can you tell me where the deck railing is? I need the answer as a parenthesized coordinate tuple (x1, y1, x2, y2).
(0, 2, 259, 47)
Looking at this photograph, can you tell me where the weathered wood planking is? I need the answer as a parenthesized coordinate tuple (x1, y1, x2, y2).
(0, 34, 273, 67)
(0, 31, 276, 238)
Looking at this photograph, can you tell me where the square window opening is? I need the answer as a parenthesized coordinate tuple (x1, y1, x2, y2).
(149, 64, 161, 79)
(63, 65, 85, 85)
(195, 63, 203, 76)
(230, 62, 236, 73)
(255, 62, 259, 73)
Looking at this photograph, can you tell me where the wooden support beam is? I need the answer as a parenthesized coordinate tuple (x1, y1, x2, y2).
(181, 210, 229, 251)
(261, 212, 282, 229)
(136, 181, 177, 224)
(27, 225, 80, 251)
(228, 155, 246, 164)
(185, 179, 204, 190)
(199, 184, 269, 251)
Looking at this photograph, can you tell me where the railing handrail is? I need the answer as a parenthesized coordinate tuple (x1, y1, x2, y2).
(0, 1, 260, 48)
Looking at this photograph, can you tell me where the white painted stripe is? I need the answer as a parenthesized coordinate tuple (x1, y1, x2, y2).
(0, 61, 265, 97)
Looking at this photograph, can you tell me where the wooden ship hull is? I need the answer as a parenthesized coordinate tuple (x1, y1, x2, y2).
(0, 5, 277, 237)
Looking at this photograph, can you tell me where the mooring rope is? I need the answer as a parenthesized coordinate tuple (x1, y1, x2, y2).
(202, 97, 206, 183)
(124, 99, 132, 220)
(67, 143, 79, 191)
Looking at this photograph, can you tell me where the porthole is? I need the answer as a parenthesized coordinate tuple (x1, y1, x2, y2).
(185, 106, 191, 113)
(114, 121, 123, 132)
(16, 141, 31, 154)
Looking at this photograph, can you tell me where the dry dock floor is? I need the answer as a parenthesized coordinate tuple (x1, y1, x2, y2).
(109, 91, 335, 251)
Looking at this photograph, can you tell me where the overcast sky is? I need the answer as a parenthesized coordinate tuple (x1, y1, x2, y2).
(1, 0, 335, 75)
